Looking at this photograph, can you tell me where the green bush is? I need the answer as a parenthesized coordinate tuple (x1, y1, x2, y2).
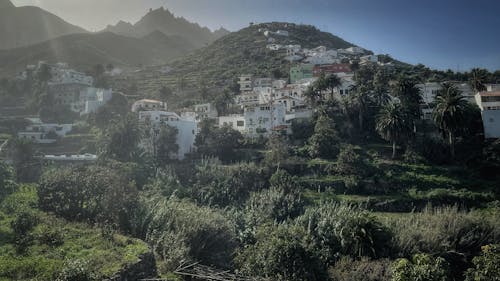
(329, 257, 393, 281)
(392, 254, 449, 281)
(389, 206, 499, 257)
(236, 224, 328, 281)
(465, 244, 500, 281)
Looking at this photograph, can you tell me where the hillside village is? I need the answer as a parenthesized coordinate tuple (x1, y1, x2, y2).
(0, 3, 500, 281)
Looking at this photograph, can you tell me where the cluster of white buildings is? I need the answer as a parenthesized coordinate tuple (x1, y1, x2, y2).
(20, 62, 113, 116)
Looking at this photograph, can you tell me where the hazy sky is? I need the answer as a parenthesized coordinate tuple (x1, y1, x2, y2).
(11, 0, 500, 71)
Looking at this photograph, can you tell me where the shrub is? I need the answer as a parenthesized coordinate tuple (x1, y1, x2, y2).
(335, 144, 366, 176)
(465, 244, 500, 281)
(141, 197, 236, 272)
(297, 203, 392, 263)
(236, 224, 328, 281)
(56, 259, 98, 281)
(329, 257, 393, 281)
(392, 254, 450, 281)
(389, 206, 499, 257)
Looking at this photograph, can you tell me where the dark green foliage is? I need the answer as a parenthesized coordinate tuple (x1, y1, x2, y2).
(297, 203, 392, 263)
(334, 144, 366, 176)
(236, 224, 328, 281)
(37, 166, 138, 230)
(56, 259, 98, 281)
(0, 162, 17, 202)
(88, 94, 129, 129)
(291, 118, 314, 142)
(308, 114, 340, 159)
(99, 114, 141, 162)
(11, 211, 38, 253)
(392, 254, 450, 281)
(264, 134, 290, 167)
(376, 102, 413, 159)
(139, 196, 236, 272)
(329, 257, 393, 281)
(465, 244, 500, 281)
(10, 138, 41, 183)
(246, 170, 304, 223)
(154, 124, 179, 166)
(195, 120, 244, 162)
(192, 160, 268, 207)
(389, 206, 499, 258)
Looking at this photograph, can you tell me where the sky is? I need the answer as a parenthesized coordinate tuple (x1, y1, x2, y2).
(11, 0, 500, 71)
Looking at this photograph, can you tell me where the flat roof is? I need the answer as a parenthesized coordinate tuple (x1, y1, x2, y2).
(478, 91, 500, 97)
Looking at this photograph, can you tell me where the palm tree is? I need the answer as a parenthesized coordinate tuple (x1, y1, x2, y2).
(432, 83, 468, 159)
(469, 68, 488, 93)
(348, 84, 372, 131)
(376, 102, 412, 159)
(323, 74, 342, 100)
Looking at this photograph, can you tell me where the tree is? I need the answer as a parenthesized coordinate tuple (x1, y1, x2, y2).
(469, 68, 488, 93)
(37, 64, 52, 82)
(392, 254, 450, 281)
(195, 121, 243, 162)
(348, 84, 372, 131)
(314, 73, 342, 100)
(308, 114, 340, 159)
(432, 83, 468, 159)
(154, 124, 179, 166)
(10, 138, 40, 182)
(392, 76, 423, 126)
(100, 114, 141, 162)
(376, 103, 412, 159)
(11, 211, 38, 253)
(214, 89, 234, 116)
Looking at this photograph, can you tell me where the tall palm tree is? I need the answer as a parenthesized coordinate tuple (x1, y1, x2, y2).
(432, 83, 468, 159)
(376, 102, 412, 159)
(469, 68, 488, 93)
(324, 74, 342, 100)
(348, 84, 372, 131)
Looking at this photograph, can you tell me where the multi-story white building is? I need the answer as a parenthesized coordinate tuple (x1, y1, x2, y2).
(475, 91, 500, 139)
(139, 111, 197, 159)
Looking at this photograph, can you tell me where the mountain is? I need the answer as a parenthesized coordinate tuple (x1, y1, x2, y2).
(0, 0, 87, 50)
(104, 7, 229, 48)
(0, 31, 196, 74)
(166, 22, 358, 87)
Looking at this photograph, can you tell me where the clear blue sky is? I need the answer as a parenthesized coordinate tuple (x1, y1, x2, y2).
(12, 0, 500, 71)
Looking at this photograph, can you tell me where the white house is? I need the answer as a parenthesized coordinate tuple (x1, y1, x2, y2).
(132, 99, 168, 112)
(244, 103, 287, 136)
(139, 111, 197, 159)
(475, 91, 500, 139)
(360, 55, 379, 63)
(18, 118, 73, 144)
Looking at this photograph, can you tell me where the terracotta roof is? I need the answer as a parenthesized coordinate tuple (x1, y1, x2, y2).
(479, 91, 500, 97)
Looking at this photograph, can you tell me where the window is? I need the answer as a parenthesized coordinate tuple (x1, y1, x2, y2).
(237, 121, 244, 127)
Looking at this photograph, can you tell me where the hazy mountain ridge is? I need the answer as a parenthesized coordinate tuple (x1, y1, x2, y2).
(0, 0, 87, 50)
(104, 7, 230, 48)
(0, 31, 196, 74)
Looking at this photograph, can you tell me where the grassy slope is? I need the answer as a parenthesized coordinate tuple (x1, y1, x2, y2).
(0, 185, 150, 281)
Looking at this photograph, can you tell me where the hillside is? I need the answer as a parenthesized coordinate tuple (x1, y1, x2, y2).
(169, 22, 357, 85)
(110, 22, 359, 97)
(104, 7, 230, 48)
(0, 186, 154, 280)
(0, 0, 87, 50)
(0, 31, 197, 75)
